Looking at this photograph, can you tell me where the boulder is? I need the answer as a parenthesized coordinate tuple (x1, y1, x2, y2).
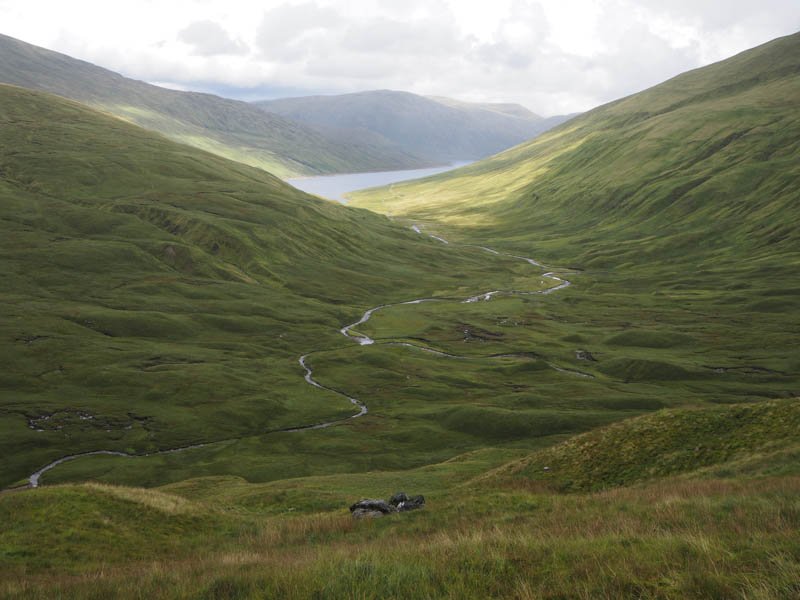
(398, 494, 425, 511)
(389, 492, 408, 506)
(350, 493, 425, 517)
(349, 498, 397, 515)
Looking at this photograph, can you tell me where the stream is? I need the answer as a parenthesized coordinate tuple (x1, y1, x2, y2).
(14, 226, 584, 490)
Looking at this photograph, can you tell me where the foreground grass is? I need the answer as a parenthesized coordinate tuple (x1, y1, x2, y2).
(2, 476, 799, 599)
(4, 402, 800, 598)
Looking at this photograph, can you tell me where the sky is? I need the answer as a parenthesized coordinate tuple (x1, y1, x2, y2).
(1, 0, 798, 115)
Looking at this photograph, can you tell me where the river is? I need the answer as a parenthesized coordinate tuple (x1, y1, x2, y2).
(11, 208, 588, 490)
(285, 161, 473, 203)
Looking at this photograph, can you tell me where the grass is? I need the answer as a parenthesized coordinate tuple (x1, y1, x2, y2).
(482, 399, 800, 491)
(2, 466, 800, 598)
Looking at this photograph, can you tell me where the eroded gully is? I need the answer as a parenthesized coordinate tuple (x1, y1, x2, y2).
(14, 226, 586, 490)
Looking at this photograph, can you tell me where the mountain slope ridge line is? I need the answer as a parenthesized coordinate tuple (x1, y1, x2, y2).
(12, 226, 578, 490)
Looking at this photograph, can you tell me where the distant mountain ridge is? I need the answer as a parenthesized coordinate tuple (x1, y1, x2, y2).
(255, 90, 576, 163)
(0, 33, 431, 177)
(425, 96, 543, 120)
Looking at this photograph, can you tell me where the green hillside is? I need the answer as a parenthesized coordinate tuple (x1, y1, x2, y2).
(0, 33, 430, 177)
(350, 33, 800, 265)
(0, 84, 565, 489)
(487, 399, 800, 491)
(255, 90, 575, 163)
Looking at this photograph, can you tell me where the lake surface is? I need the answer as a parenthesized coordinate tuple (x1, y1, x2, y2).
(286, 161, 472, 203)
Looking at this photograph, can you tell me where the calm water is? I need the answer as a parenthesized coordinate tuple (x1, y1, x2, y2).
(286, 161, 472, 203)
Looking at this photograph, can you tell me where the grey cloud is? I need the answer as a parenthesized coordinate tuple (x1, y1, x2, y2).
(162, 0, 799, 117)
(178, 20, 248, 56)
(341, 18, 465, 57)
(256, 2, 343, 61)
(631, 0, 800, 32)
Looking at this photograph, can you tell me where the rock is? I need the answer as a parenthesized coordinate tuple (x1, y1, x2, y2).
(351, 508, 385, 520)
(350, 493, 425, 517)
(574, 349, 597, 361)
(349, 498, 397, 515)
(389, 492, 408, 506)
(397, 494, 425, 512)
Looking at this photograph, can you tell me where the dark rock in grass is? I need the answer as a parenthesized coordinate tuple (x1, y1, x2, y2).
(350, 493, 425, 518)
(574, 349, 597, 361)
(349, 498, 397, 515)
(389, 492, 408, 506)
(398, 494, 425, 511)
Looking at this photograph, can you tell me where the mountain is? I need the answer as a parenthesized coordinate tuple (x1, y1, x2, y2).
(349, 32, 800, 268)
(0, 33, 431, 177)
(426, 96, 543, 119)
(255, 89, 576, 163)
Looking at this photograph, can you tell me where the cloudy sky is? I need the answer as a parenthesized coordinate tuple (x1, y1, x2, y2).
(2, 0, 798, 115)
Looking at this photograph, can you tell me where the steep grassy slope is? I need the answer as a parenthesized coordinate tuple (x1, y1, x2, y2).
(0, 84, 560, 489)
(255, 90, 575, 162)
(486, 399, 800, 491)
(0, 33, 429, 177)
(3, 401, 799, 599)
(350, 33, 800, 264)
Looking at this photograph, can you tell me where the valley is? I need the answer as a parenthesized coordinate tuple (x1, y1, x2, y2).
(15, 224, 570, 489)
(1, 25, 799, 600)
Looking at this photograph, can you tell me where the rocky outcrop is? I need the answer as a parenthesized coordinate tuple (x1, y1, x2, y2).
(391, 492, 425, 511)
(574, 349, 597, 361)
(349, 498, 397, 519)
(350, 492, 425, 519)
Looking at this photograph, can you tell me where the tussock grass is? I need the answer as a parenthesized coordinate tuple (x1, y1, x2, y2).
(3, 477, 799, 598)
(486, 399, 800, 491)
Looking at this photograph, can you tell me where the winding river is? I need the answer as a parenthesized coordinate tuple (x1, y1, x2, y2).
(14, 226, 584, 490)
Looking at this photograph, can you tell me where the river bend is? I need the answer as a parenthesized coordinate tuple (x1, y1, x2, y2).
(14, 225, 582, 489)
